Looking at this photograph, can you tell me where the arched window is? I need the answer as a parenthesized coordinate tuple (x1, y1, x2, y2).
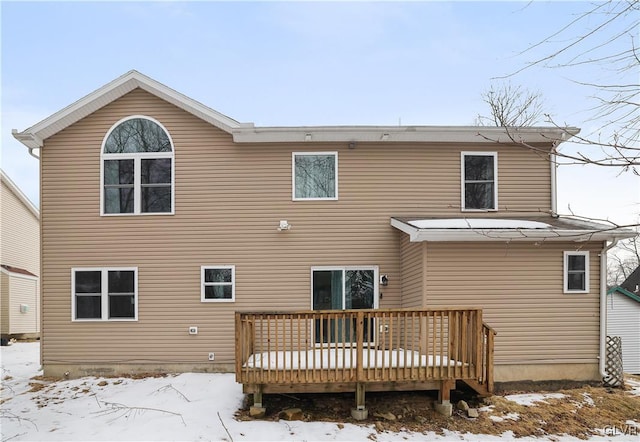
(101, 116, 174, 215)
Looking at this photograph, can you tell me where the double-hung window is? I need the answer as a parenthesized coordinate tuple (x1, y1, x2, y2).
(201, 266, 235, 302)
(293, 152, 338, 200)
(72, 268, 138, 321)
(461, 152, 497, 211)
(101, 116, 174, 215)
(564, 251, 589, 293)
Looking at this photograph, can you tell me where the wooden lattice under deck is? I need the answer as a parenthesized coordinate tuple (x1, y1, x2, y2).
(604, 335, 624, 388)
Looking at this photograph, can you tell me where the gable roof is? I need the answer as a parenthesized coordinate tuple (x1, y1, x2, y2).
(608, 286, 640, 304)
(607, 265, 640, 303)
(620, 265, 640, 294)
(11, 70, 249, 150)
(13, 70, 580, 149)
(0, 170, 39, 219)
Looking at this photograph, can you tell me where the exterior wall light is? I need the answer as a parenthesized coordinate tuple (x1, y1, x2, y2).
(278, 220, 291, 231)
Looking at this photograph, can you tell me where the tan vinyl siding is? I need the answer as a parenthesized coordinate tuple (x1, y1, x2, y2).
(1, 272, 8, 335)
(400, 235, 424, 308)
(424, 242, 602, 366)
(41, 88, 559, 369)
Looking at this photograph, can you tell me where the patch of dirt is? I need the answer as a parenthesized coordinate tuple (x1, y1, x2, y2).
(235, 383, 640, 439)
(31, 375, 64, 382)
(27, 382, 48, 393)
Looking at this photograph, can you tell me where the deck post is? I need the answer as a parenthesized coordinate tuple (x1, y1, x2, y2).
(486, 327, 495, 393)
(434, 379, 454, 417)
(351, 382, 368, 420)
(249, 384, 266, 418)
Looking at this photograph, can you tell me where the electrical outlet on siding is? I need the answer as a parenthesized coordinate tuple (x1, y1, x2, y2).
(208, 352, 215, 361)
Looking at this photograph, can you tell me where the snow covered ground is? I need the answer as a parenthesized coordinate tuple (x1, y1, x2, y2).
(1, 342, 637, 441)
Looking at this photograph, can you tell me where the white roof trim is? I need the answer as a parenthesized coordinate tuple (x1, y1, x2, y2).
(12, 70, 247, 149)
(232, 126, 579, 144)
(390, 218, 636, 243)
(0, 170, 39, 219)
(13, 70, 580, 150)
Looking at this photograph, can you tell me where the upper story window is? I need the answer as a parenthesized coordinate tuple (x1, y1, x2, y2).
(461, 152, 497, 211)
(101, 116, 174, 215)
(564, 251, 589, 293)
(293, 152, 338, 200)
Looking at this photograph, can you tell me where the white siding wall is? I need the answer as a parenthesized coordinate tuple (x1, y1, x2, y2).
(607, 293, 640, 374)
(1, 174, 40, 336)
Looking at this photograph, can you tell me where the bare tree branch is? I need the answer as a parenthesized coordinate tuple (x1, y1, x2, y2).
(483, 1, 639, 170)
(476, 82, 545, 127)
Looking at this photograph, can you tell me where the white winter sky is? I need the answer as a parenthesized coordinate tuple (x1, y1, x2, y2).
(1, 1, 638, 225)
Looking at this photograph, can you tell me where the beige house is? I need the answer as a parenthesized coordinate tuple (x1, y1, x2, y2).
(13, 71, 634, 388)
(1, 170, 40, 342)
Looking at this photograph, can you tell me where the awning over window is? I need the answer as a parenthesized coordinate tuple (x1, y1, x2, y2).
(390, 216, 636, 242)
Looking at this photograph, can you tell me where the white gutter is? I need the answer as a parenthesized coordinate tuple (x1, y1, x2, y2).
(232, 126, 580, 144)
(599, 239, 618, 378)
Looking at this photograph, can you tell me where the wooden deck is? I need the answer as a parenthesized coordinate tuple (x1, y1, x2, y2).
(235, 308, 496, 417)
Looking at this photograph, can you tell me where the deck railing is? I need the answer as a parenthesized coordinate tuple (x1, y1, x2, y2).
(235, 308, 495, 392)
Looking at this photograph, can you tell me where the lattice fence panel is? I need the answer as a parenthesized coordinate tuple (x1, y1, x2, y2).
(603, 336, 624, 388)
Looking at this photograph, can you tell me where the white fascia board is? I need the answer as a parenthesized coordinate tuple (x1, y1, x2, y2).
(390, 219, 636, 243)
(233, 126, 580, 144)
(12, 70, 246, 149)
(11, 130, 43, 149)
(390, 218, 420, 241)
(410, 229, 635, 242)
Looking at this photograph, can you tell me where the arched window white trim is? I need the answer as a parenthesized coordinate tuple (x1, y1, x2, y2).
(100, 115, 175, 216)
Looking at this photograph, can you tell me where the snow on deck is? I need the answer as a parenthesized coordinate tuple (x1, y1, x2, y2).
(245, 348, 463, 370)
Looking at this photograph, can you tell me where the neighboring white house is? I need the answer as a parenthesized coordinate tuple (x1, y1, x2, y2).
(0, 170, 40, 341)
(607, 266, 640, 374)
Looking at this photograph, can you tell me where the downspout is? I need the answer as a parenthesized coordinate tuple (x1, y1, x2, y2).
(550, 146, 558, 216)
(28, 147, 41, 160)
(599, 239, 618, 378)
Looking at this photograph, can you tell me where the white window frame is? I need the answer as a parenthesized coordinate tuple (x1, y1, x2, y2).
(310, 266, 379, 348)
(201, 265, 236, 303)
(71, 267, 138, 321)
(461, 151, 498, 212)
(292, 152, 339, 201)
(563, 251, 590, 294)
(309, 266, 379, 310)
(100, 115, 175, 216)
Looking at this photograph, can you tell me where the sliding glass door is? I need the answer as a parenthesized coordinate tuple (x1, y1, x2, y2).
(312, 267, 378, 345)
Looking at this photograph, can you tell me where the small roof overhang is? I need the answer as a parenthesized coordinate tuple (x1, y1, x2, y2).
(1, 264, 38, 278)
(391, 217, 637, 243)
